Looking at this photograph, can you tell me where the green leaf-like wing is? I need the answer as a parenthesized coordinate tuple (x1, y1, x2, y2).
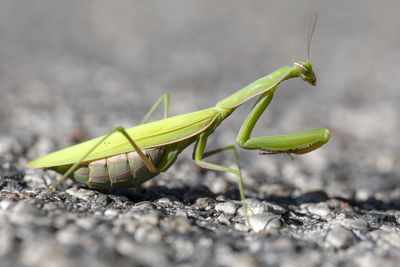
(27, 108, 218, 168)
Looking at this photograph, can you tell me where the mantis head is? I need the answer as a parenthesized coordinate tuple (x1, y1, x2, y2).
(293, 61, 316, 86)
(292, 13, 318, 86)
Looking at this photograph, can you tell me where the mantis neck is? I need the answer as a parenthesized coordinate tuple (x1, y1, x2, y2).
(215, 65, 294, 109)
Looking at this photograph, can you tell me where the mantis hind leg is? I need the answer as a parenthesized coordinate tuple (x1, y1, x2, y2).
(236, 91, 330, 154)
(193, 132, 252, 230)
(35, 126, 159, 203)
(140, 93, 170, 124)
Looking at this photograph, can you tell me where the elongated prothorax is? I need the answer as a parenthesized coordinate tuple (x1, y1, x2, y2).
(215, 60, 315, 110)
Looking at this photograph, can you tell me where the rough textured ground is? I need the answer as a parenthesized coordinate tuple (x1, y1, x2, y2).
(1, 1, 399, 266)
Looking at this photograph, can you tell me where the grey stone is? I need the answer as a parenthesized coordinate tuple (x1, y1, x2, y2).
(65, 187, 96, 201)
(137, 212, 159, 226)
(0, 199, 14, 211)
(161, 215, 192, 233)
(56, 224, 81, 245)
(217, 213, 231, 225)
(265, 202, 288, 215)
(156, 197, 173, 205)
(134, 225, 163, 243)
(215, 201, 237, 215)
(326, 225, 356, 249)
(339, 218, 370, 230)
(305, 202, 331, 217)
(104, 208, 119, 218)
(238, 199, 267, 217)
(74, 216, 99, 230)
(249, 213, 282, 233)
(131, 201, 156, 212)
(234, 223, 250, 232)
(195, 197, 216, 210)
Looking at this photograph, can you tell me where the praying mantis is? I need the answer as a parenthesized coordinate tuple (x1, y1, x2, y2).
(26, 18, 330, 225)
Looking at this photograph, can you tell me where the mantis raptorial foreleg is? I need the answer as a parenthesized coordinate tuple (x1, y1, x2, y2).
(236, 90, 329, 154)
(236, 91, 274, 148)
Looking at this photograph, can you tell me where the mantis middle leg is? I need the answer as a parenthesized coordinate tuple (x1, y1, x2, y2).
(193, 132, 251, 228)
(140, 93, 170, 124)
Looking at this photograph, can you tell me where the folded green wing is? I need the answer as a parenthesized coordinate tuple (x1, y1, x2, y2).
(27, 108, 218, 168)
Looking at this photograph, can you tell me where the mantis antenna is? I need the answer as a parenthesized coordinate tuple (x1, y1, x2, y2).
(307, 13, 318, 62)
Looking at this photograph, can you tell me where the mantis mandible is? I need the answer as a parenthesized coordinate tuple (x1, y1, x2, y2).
(27, 17, 330, 225)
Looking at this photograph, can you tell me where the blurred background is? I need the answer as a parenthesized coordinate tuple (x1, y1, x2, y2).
(0, 0, 399, 200)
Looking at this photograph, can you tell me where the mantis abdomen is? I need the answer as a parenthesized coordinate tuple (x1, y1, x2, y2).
(71, 148, 165, 189)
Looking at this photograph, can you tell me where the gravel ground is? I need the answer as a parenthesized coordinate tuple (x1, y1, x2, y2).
(1, 1, 400, 266)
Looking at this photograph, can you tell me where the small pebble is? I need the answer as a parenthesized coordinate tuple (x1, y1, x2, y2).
(172, 216, 192, 233)
(138, 212, 159, 226)
(234, 223, 250, 232)
(134, 225, 163, 242)
(75, 217, 99, 230)
(265, 203, 288, 215)
(238, 199, 267, 216)
(65, 187, 96, 201)
(0, 199, 14, 211)
(326, 225, 356, 249)
(306, 202, 331, 217)
(156, 197, 173, 205)
(104, 208, 119, 218)
(56, 224, 81, 245)
(249, 213, 282, 233)
(217, 213, 231, 225)
(161, 216, 192, 233)
(131, 201, 156, 212)
(195, 197, 216, 210)
(215, 201, 237, 215)
(339, 218, 369, 230)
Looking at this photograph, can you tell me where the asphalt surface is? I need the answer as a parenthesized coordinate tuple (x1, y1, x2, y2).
(1, 1, 399, 266)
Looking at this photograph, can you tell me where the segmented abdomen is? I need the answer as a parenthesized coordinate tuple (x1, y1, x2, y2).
(73, 148, 164, 189)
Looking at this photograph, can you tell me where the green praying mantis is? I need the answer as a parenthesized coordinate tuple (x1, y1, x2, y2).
(26, 18, 330, 225)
